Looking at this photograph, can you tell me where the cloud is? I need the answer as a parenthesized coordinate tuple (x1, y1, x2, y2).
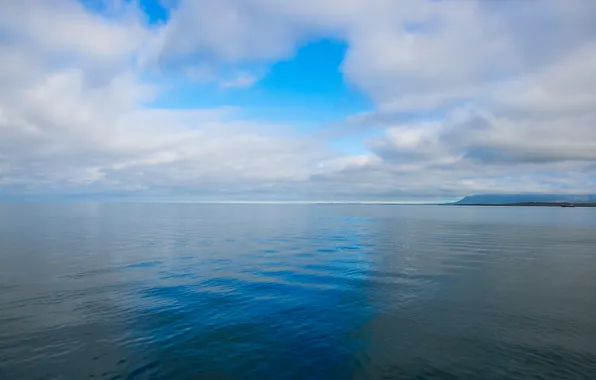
(1, 0, 596, 200)
(0, 0, 149, 61)
(220, 73, 260, 89)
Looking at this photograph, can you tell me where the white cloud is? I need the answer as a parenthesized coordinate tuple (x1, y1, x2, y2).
(220, 73, 260, 89)
(0, 0, 149, 60)
(1, 0, 596, 199)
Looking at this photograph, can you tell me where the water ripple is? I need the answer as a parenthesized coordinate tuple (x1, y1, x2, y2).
(1, 204, 596, 379)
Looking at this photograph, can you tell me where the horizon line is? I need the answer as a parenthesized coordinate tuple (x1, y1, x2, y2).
(0, 199, 454, 205)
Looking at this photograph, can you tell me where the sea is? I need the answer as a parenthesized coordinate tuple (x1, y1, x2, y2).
(1, 203, 595, 379)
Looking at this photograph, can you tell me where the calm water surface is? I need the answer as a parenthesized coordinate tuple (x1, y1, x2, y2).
(1, 204, 596, 379)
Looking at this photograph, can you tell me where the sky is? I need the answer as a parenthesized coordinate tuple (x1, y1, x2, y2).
(1, 0, 596, 202)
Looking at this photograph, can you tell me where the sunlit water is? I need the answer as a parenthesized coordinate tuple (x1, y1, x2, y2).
(1, 203, 596, 379)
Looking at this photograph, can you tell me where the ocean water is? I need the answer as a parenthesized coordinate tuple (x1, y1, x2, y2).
(1, 203, 596, 380)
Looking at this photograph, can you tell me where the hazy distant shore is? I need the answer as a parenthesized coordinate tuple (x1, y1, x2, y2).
(451, 202, 596, 207)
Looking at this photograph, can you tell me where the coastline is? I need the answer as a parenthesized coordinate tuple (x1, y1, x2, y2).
(450, 202, 596, 207)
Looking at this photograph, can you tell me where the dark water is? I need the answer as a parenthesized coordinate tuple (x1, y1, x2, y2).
(1, 204, 596, 380)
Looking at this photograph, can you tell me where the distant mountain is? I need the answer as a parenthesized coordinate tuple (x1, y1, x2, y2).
(454, 194, 596, 205)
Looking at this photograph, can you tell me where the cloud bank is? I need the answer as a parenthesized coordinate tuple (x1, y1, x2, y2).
(1, 0, 595, 200)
